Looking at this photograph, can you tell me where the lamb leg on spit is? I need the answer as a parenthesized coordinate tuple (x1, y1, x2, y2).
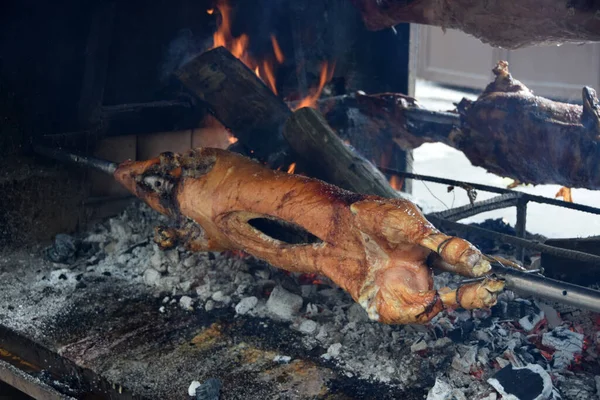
(113, 148, 503, 324)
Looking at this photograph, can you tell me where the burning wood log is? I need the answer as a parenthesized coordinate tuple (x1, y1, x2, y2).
(174, 47, 292, 168)
(284, 107, 400, 198)
(175, 47, 402, 197)
(114, 147, 503, 324)
(350, 0, 600, 49)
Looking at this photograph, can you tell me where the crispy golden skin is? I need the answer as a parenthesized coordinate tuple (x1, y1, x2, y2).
(114, 148, 503, 324)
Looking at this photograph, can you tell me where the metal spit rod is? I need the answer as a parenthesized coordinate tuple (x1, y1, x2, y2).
(378, 166, 600, 216)
(33, 145, 118, 175)
(492, 263, 600, 313)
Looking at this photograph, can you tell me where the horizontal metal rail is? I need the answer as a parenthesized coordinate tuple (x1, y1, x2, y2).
(431, 193, 521, 222)
(427, 215, 600, 265)
(379, 167, 600, 216)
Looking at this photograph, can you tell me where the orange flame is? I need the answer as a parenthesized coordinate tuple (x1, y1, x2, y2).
(389, 175, 404, 191)
(295, 62, 336, 110)
(211, 1, 250, 62)
(287, 162, 296, 174)
(262, 61, 278, 95)
(209, 0, 284, 96)
(555, 186, 573, 203)
(271, 35, 285, 63)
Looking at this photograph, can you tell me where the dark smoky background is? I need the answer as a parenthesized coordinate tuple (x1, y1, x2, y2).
(0, 0, 409, 247)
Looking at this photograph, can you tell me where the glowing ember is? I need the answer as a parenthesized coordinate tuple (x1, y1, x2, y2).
(227, 133, 238, 144)
(298, 273, 324, 285)
(295, 62, 336, 110)
(389, 175, 404, 191)
(207, 8, 214, 15)
(287, 162, 296, 174)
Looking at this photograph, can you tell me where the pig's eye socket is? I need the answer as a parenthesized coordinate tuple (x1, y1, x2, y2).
(142, 175, 172, 192)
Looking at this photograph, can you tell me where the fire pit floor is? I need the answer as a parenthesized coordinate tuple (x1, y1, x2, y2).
(0, 202, 599, 399)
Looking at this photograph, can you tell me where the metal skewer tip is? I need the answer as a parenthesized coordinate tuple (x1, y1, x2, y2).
(33, 145, 118, 175)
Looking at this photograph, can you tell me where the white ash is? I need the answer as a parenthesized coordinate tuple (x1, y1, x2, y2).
(235, 296, 258, 315)
(519, 309, 545, 332)
(272, 355, 292, 364)
(410, 339, 428, 353)
(427, 377, 453, 400)
(322, 343, 342, 359)
(265, 285, 303, 321)
(298, 319, 318, 335)
(542, 326, 585, 369)
(537, 302, 562, 329)
(451, 346, 478, 374)
(211, 291, 231, 305)
(188, 381, 201, 397)
(2, 202, 599, 399)
(555, 374, 598, 400)
(179, 296, 194, 311)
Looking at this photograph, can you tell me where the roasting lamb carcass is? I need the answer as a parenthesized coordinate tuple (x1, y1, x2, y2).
(455, 61, 600, 190)
(114, 148, 504, 324)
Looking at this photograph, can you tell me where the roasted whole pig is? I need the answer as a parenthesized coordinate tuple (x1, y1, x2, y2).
(350, 0, 600, 49)
(456, 61, 600, 190)
(113, 148, 504, 324)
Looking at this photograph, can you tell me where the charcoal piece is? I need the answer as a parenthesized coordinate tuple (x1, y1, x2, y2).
(448, 320, 474, 343)
(45, 233, 78, 264)
(487, 364, 553, 400)
(463, 218, 516, 254)
(492, 299, 542, 324)
(195, 378, 221, 400)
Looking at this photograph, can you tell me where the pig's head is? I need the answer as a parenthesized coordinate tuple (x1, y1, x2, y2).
(113, 151, 183, 217)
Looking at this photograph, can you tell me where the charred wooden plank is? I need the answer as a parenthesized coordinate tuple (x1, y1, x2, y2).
(283, 107, 400, 198)
(174, 47, 292, 168)
(174, 47, 401, 197)
(350, 0, 600, 49)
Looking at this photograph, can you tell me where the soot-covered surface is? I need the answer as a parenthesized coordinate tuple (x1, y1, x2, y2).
(0, 202, 599, 399)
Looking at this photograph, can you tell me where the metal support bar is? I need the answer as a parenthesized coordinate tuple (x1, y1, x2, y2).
(427, 215, 600, 265)
(515, 198, 528, 262)
(100, 99, 192, 115)
(430, 193, 521, 222)
(379, 167, 600, 216)
(0, 359, 74, 400)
